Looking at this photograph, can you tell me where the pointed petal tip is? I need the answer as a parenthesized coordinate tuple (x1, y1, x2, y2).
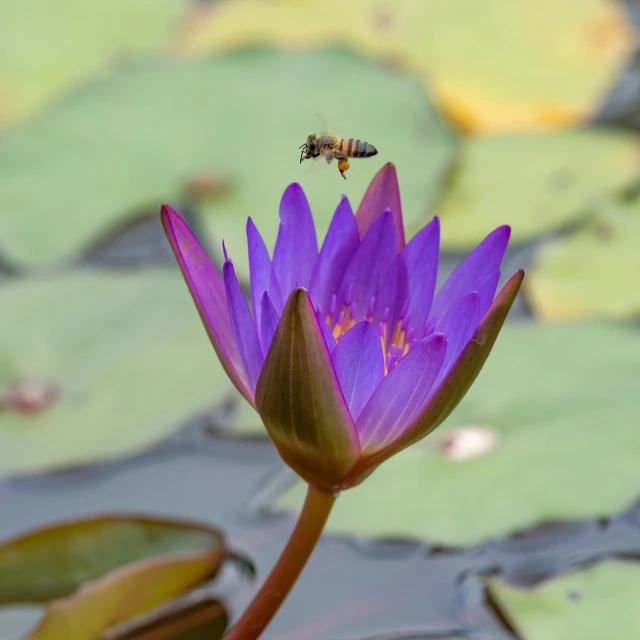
(160, 203, 180, 230)
(282, 182, 305, 198)
(222, 240, 229, 262)
(498, 224, 512, 241)
(430, 331, 447, 347)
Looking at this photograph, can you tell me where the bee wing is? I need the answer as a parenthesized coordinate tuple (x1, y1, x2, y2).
(303, 156, 328, 175)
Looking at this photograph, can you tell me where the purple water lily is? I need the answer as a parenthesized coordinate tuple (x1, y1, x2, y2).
(162, 163, 523, 492)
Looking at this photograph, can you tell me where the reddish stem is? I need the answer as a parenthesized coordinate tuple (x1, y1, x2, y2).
(224, 484, 335, 640)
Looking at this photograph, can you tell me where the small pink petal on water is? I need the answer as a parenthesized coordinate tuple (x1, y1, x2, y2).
(438, 425, 499, 462)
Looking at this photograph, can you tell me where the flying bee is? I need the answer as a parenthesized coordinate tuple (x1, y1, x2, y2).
(299, 133, 378, 179)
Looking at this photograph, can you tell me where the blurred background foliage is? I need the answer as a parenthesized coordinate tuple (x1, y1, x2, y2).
(2, 0, 640, 638)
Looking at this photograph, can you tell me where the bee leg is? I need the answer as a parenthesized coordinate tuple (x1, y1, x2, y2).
(338, 159, 350, 180)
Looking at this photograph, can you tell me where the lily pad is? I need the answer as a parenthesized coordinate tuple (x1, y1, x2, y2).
(0, 514, 225, 603)
(0, 0, 188, 129)
(423, 128, 640, 251)
(107, 597, 228, 640)
(23, 548, 222, 640)
(491, 561, 640, 640)
(0, 47, 455, 273)
(526, 199, 640, 320)
(0, 270, 239, 475)
(272, 321, 640, 545)
(179, 0, 632, 133)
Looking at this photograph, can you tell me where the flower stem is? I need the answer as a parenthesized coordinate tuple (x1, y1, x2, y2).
(224, 484, 336, 640)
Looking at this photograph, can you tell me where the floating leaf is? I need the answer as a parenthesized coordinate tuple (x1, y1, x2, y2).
(105, 596, 228, 640)
(0, 271, 239, 474)
(0, 0, 189, 129)
(272, 321, 640, 545)
(179, 0, 632, 133)
(526, 199, 640, 320)
(491, 562, 640, 640)
(0, 515, 225, 603)
(0, 48, 454, 272)
(423, 128, 640, 251)
(22, 549, 222, 640)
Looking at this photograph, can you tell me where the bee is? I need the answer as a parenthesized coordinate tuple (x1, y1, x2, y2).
(299, 133, 378, 179)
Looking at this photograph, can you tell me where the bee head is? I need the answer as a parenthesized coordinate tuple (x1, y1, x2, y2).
(299, 134, 319, 163)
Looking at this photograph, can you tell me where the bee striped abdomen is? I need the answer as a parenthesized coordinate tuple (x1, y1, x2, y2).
(341, 138, 378, 158)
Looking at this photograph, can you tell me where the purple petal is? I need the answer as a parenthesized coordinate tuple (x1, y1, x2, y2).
(316, 309, 337, 353)
(475, 270, 501, 319)
(259, 292, 279, 356)
(255, 289, 360, 491)
(223, 259, 264, 396)
(272, 183, 318, 295)
(356, 333, 447, 453)
(161, 205, 251, 402)
(355, 163, 405, 252)
(332, 322, 385, 421)
(399, 217, 440, 337)
(428, 225, 511, 328)
(337, 209, 397, 322)
(308, 196, 360, 313)
(361, 269, 524, 474)
(434, 291, 481, 386)
(247, 218, 283, 327)
(375, 256, 403, 333)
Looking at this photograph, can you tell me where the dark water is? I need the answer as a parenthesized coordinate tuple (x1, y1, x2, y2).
(1, 187, 639, 638)
(2, 428, 640, 640)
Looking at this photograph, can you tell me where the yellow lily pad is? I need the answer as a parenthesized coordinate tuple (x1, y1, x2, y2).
(178, 0, 633, 133)
(23, 550, 221, 640)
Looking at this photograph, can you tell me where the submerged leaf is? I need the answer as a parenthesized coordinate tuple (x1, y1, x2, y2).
(0, 514, 225, 604)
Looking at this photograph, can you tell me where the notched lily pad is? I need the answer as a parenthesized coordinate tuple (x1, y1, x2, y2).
(271, 321, 640, 545)
(0, 271, 238, 475)
(425, 128, 640, 251)
(0, 47, 454, 272)
(526, 199, 640, 320)
(491, 561, 640, 640)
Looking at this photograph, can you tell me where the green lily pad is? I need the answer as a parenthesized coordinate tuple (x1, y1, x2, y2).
(419, 128, 640, 251)
(491, 562, 640, 640)
(0, 270, 239, 475)
(0, 0, 188, 128)
(0, 514, 225, 603)
(272, 321, 640, 545)
(526, 199, 640, 320)
(0, 47, 455, 273)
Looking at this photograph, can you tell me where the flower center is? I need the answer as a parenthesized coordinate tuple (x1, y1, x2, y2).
(321, 286, 416, 375)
